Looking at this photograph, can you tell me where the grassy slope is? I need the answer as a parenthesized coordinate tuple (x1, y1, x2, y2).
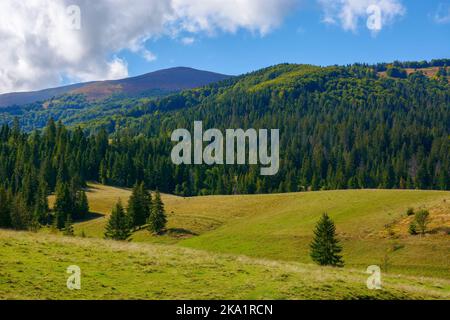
(50, 184, 450, 278)
(0, 230, 449, 300)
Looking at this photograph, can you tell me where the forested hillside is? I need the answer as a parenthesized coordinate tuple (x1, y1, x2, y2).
(90, 62, 450, 194)
(0, 62, 448, 225)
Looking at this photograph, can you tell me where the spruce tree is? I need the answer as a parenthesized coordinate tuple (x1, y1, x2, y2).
(76, 190, 90, 219)
(310, 213, 344, 267)
(34, 179, 49, 224)
(10, 195, 31, 230)
(105, 200, 131, 240)
(147, 191, 167, 234)
(54, 181, 72, 229)
(63, 214, 74, 236)
(0, 187, 11, 228)
(127, 182, 151, 229)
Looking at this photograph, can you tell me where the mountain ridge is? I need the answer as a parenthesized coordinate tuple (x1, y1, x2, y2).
(0, 67, 232, 108)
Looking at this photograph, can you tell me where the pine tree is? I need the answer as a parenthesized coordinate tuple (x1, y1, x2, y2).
(54, 181, 72, 229)
(127, 182, 151, 229)
(105, 200, 131, 240)
(0, 187, 11, 228)
(76, 190, 90, 219)
(34, 178, 49, 224)
(310, 213, 344, 267)
(50, 215, 59, 234)
(147, 191, 167, 234)
(63, 214, 74, 236)
(10, 195, 31, 230)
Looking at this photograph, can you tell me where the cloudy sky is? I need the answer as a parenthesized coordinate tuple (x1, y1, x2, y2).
(0, 0, 449, 94)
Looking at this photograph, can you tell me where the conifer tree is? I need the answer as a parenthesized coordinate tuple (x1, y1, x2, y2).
(127, 182, 151, 228)
(10, 195, 30, 230)
(76, 190, 90, 219)
(105, 200, 131, 240)
(0, 187, 11, 228)
(310, 213, 344, 267)
(147, 191, 167, 234)
(54, 181, 73, 229)
(63, 214, 74, 236)
(34, 179, 49, 224)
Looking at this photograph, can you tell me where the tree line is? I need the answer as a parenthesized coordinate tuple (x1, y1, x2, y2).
(0, 118, 97, 231)
(0, 63, 448, 216)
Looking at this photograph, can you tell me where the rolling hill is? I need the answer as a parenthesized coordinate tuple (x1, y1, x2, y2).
(49, 184, 450, 279)
(0, 67, 231, 108)
(1, 229, 448, 300)
(2, 184, 448, 300)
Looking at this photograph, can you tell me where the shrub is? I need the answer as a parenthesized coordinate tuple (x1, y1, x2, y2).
(408, 222, 418, 235)
(414, 209, 430, 235)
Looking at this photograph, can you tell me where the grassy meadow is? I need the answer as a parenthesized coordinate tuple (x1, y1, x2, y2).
(50, 184, 450, 278)
(0, 183, 446, 299)
(0, 230, 449, 300)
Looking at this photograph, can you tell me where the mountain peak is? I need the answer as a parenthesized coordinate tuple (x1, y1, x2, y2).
(0, 67, 232, 108)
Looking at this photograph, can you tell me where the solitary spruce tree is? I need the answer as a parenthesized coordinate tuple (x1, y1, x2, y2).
(310, 213, 344, 267)
(105, 200, 131, 241)
(147, 191, 167, 234)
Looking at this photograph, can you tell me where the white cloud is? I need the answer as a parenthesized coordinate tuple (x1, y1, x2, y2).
(171, 0, 296, 35)
(433, 3, 450, 24)
(181, 37, 195, 45)
(141, 50, 158, 62)
(0, 0, 297, 93)
(318, 0, 405, 33)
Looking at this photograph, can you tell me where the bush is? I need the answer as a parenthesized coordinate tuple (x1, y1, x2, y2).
(414, 209, 430, 235)
(408, 222, 418, 235)
(406, 208, 415, 216)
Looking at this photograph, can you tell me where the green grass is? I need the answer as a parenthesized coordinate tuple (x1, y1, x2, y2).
(0, 230, 449, 300)
(8, 184, 445, 300)
(64, 185, 450, 278)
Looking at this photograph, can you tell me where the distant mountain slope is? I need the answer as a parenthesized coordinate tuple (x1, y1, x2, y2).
(0, 67, 231, 108)
(0, 83, 88, 108)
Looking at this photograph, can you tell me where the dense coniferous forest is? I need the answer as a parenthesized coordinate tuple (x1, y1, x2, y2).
(0, 62, 448, 231)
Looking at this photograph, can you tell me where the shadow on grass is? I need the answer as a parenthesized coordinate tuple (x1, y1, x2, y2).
(132, 226, 198, 238)
(74, 212, 105, 223)
(166, 228, 198, 237)
(429, 226, 450, 235)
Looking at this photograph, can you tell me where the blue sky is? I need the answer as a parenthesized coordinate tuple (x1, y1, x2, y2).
(125, 0, 450, 76)
(0, 0, 449, 93)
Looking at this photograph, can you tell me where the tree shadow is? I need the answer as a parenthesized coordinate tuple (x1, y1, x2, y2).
(429, 226, 450, 235)
(165, 228, 198, 238)
(74, 212, 105, 223)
